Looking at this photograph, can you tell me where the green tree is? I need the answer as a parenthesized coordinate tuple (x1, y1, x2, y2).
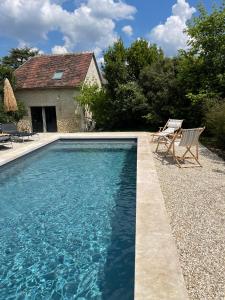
(102, 39, 163, 129)
(111, 82, 148, 129)
(177, 52, 204, 95)
(103, 39, 128, 96)
(0, 100, 27, 123)
(176, 2, 225, 134)
(0, 65, 14, 100)
(205, 101, 225, 148)
(184, 2, 225, 96)
(127, 39, 163, 81)
(1, 47, 39, 70)
(0, 47, 34, 123)
(140, 58, 185, 128)
(76, 84, 110, 129)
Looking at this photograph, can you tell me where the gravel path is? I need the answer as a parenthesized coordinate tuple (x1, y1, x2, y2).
(151, 141, 225, 300)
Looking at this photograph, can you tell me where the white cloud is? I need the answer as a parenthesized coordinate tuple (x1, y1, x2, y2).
(149, 0, 196, 56)
(52, 45, 68, 54)
(31, 47, 45, 55)
(122, 25, 133, 37)
(0, 0, 136, 59)
(17, 41, 44, 54)
(87, 0, 136, 20)
(172, 0, 195, 21)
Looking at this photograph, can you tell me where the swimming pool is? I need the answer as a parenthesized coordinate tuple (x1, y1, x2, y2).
(0, 139, 137, 299)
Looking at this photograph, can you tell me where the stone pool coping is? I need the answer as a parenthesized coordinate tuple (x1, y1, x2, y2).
(0, 132, 188, 299)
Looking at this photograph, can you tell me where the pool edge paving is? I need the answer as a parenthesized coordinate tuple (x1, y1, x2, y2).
(0, 132, 189, 300)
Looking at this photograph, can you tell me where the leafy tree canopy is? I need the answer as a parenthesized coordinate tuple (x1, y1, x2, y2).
(103, 39, 128, 95)
(0, 65, 14, 99)
(0, 47, 35, 122)
(184, 2, 225, 96)
(127, 39, 164, 81)
(1, 47, 39, 70)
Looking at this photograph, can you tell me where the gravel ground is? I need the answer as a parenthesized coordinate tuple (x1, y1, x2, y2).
(151, 141, 225, 300)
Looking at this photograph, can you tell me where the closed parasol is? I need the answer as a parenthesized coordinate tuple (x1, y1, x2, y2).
(3, 78, 18, 112)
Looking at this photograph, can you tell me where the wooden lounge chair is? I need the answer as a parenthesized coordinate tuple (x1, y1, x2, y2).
(154, 119, 184, 153)
(164, 127, 205, 168)
(152, 119, 183, 142)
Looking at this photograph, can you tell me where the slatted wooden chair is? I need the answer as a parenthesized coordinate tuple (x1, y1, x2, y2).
(154, 119, 184, 153)
(164, 127, 205, 168)
(152, 119, 183, 143)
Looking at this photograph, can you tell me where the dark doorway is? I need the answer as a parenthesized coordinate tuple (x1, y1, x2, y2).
(45, 106, 57, 132)
(31, 107, 43, 132)
(30, 106, 57, 132)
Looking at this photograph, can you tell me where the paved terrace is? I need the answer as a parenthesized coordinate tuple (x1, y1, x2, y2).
(2, 133, 224, 299)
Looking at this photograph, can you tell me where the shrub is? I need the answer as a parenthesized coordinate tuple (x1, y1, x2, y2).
(0, 100, 27, 124)
(76, 84, 110, 129)
(205, 101, 225, 148)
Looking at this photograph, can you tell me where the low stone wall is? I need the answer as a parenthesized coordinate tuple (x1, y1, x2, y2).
(57, 118, 81, 133)
(17, 119, 32, 132)
(18, 117, 83, 133)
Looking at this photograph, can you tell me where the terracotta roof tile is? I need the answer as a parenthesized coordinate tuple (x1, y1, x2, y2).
(14, 53, 93, 89)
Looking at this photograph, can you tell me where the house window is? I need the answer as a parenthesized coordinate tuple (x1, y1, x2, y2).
(52, 70, 64, 80)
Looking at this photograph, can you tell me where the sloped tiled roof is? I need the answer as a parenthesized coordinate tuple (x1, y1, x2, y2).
(14, 52, 94, 89)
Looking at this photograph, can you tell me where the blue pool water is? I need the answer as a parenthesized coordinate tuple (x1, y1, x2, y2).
(0, 140, 137, 300)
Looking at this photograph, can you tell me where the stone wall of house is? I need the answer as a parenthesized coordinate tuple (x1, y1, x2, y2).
(85, 57, 102, 87)
(15, 88, 85, 133)
(82, 57, 102, 129)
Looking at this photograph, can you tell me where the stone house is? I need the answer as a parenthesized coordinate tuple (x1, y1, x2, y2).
(14, 52, 102, 132)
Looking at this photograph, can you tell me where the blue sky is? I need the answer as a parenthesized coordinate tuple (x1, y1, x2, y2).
(0, 0, 221, 60)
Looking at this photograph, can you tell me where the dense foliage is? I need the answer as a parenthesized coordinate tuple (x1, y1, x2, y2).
(179, 2, 225, 144)
(205, 102, 225, 149)
(1, 47, 39, 70)
(0, 47, 38, 123)
(0, 101, 27, 124)
(0, 65, 14, 99)
(76, 84, 109, 129)
(78, 3, 225, 148)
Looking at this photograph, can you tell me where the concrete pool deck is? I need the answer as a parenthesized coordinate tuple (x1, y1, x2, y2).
(0, 132, 188, 299)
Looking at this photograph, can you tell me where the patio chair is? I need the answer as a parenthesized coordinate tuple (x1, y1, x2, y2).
(154, 119, 184, 153)
(0, 134, 13, 148)
(152, 119, 184, 142)
(164, 127, 205, 168)
(0, 123, 38, 142)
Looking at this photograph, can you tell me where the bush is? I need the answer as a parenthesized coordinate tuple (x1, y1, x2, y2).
(112, 82, 148, 129)
(76, 84, 110, 129)
(205, 101, 225, 148)
(0, 100, 27, 124)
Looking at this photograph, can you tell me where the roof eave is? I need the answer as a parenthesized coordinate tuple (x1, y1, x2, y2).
(15, 85, 80, 91)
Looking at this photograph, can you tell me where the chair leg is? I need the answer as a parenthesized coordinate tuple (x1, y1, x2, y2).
(178, 146, 202, 168)
(164, 140, 173, 157)
(187, 147, 201, 166)
(155, 140, 160, 152)
(180, 147, 190, 160)
(155, 137, 166, 152)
